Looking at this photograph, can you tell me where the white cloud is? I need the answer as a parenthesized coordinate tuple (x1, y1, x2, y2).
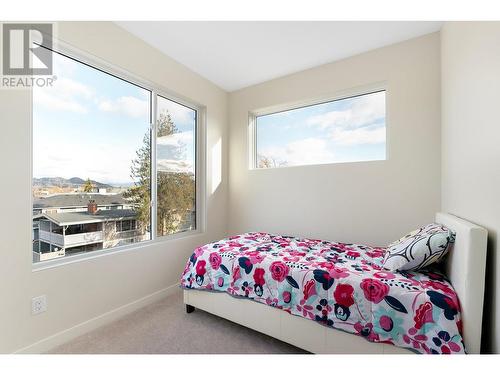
(98, 96, 149, 119)
(307, 91, 385, 132)
(330, 125, 386, 146)
(157, 131, 194, 173)
(157, 131, 193, 148)
(302, 92, 386, 147)
(157, 97, 194, 125)
(33, 88, 88, 113)
(157, 159, 193, 174)
(33, 77, 94, 114)
(33, 139, 138, 184)
(56, 77, 94, 99)
(260, 137, 336, 167)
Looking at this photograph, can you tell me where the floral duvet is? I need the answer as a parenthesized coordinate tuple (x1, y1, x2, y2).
(180, 233, 465, 354)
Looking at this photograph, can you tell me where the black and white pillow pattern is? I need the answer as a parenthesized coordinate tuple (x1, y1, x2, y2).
(382, 223, 456, 271)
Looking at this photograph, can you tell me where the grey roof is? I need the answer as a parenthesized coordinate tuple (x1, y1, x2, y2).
(33, 193, 128, 209)
(40, 209, 137, 225)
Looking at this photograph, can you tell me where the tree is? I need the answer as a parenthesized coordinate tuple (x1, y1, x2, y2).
(257, 154, 288, 168)
(83, 178, 94, 193)
(125, 111, 195, 236)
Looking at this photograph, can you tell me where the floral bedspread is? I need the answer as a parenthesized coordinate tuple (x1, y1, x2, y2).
(180, 233, 465, 354)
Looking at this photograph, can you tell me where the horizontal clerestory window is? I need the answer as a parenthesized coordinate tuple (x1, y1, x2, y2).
(251, 90, 386, 169)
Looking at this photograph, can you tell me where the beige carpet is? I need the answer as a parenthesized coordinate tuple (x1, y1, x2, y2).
(48, 289, 307, 354)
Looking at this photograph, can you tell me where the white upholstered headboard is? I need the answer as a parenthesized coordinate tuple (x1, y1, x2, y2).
(435, 212, 488, 354)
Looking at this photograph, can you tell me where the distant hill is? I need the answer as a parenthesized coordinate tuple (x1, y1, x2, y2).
(33, 177, 113, 189)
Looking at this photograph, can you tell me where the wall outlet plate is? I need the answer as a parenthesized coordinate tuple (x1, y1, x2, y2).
(32, 295, 47, 315)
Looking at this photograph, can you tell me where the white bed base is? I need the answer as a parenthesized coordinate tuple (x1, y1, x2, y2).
(183, 213, 488, 354)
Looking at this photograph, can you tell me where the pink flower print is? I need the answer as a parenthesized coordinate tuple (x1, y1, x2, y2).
(269, 261, 290, 282)
(360, 278, 389, 304)
(209, 252, 222, 270)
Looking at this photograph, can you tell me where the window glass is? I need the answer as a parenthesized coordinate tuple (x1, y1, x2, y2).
(256, 91, 386, 168)
(156, 95, 196, 236)
(32, 49, 151, 263)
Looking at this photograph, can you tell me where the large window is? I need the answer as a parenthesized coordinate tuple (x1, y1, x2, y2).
(253, 90, 386, 168)
(32, 46, 199, 264)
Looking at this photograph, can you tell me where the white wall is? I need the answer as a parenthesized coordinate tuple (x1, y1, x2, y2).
(0, 22, 228, 353)
(228, 33, 441, 246)
(441, 22, 500, 353)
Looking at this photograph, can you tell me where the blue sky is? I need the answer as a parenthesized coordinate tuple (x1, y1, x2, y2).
(256, 91, 386, 167)
(33, 51, 195, 185)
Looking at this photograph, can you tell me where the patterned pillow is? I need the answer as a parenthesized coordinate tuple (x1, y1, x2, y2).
(382, 223, 455, 271)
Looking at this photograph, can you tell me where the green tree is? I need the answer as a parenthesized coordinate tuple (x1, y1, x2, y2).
(83, 178, 94, 193)
(125, 111, 195, 236)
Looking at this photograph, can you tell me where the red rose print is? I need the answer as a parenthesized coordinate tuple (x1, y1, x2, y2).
(303, 279, 317, 301)
(269, 261, 289, 282)
(334, 283, 355, 307)
(253, 268, 266, 285)
(195, 260, 206, 276)
(414, 302, 434, 329)
(360, 278, 389, 304)
(209, 253, 222, 270)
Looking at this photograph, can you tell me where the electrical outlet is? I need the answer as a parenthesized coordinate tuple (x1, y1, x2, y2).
(32, 295, 47, 315)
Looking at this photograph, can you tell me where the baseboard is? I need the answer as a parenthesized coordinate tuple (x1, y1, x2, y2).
(13, 283, 180, 354)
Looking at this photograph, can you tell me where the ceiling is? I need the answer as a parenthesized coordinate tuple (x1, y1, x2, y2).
(116, 21, 443, 92)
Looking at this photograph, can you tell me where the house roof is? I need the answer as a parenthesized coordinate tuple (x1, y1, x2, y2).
(40, 209, 137, 226)
(33, 193, 128, 209)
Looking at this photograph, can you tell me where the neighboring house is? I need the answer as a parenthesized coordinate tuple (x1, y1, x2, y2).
(32, 194, 147, 262)
(32, 193, 195, 262)
(33, 193, 132, 216)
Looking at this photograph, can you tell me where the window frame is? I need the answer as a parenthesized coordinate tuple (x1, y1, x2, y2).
(31, 37, 206, 271)
(248, 83, 388, 170)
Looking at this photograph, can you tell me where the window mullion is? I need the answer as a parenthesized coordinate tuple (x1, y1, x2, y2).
(151, 92, 158, 241)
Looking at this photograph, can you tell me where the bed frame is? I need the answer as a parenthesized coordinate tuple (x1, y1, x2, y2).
(183, 213, 488, 354)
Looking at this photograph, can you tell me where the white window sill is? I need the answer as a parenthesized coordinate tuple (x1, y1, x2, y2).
(32, 228, 204, 272)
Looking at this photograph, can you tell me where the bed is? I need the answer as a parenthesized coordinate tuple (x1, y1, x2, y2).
(180, 213, 487, 354)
